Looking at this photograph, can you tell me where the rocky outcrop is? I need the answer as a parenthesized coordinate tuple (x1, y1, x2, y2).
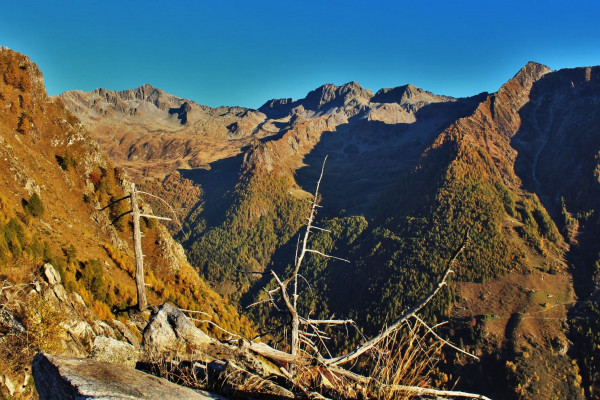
(32, 353, 224, 400)
(142, 303, 213, 356)
(0, 308, 25, 335)
(0, 46, 47, 103)
(24, 263, 142, 364)
(38, 264, 102, 356)
(110, 318, 141, 348)
(169, 101, 192, 125)
(32, 301, 312, 400)
(29, 266, 291, 399)
(90, 336, 140, 368)
(135, 305, 310, 399)
(155, 224, 189, 272)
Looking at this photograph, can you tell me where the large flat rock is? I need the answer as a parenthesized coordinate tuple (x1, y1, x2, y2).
(33, 353, 225, 399)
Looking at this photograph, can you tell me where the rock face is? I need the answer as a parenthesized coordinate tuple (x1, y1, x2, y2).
(32, 353, 224, 400)
(142, 303, 213, 356)
(90, 336, 140, 368)
(43, 263, 62, 286)
(32, 263, 145, 362)
(110, 319, 141, 348)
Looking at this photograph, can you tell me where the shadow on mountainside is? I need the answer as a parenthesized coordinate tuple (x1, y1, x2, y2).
(295, 96, 484, 218)
(178, 153, 244, 228)
(511, 68, 600, 298)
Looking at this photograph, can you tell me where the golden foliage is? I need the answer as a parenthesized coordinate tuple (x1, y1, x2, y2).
(23, 292, 65, 354)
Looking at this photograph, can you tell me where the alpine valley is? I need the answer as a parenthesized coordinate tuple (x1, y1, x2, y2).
(1, 45, 599, 399)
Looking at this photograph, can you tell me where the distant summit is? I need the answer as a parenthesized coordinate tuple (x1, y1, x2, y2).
(258, 81, 453, 119)
(259, 81, 374, 118)
(60, 84, 187, 119)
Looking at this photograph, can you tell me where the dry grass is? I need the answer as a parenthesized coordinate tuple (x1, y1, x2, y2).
(366, 322, 444, 400)
(283, 322, 446, 399)
(138, 351, 208, 391)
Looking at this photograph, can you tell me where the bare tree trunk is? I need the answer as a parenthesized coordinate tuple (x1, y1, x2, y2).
(291, 311, 299, 359)
(130, 183, 147, 312)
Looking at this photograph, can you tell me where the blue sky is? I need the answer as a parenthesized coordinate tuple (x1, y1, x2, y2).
(1, 0, 599, 108)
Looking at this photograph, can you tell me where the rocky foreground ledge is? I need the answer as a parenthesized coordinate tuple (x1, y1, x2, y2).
(32, 353, 225, 400)
(22, 264, 302, 399)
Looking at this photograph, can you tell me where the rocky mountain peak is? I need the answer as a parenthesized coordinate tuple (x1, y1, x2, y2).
(258, 82, 374, 118)
(106, 84, 180, 112)
(487, 61, 553, 133)
(137, 83, 160, 95)
(371, 83, 456, 115)
(303, 81, 373, 111)
(372, 84, 418, 103)
(60, 83, 190, 123)
(510, 61, 552, 89)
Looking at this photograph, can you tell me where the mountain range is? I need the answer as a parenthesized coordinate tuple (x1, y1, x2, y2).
(0, 45, 598, 399)
(61, 60, 600, 399)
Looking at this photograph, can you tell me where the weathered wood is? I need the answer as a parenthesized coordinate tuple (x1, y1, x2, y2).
(139, 213, 172, 221)
(135, 189, 185, 234)
(130, 183, 147, 312)
(244, 341, 306, 365)
(243, 342, 490, 400)
(300, 317, 355, 326)
(327, 365, 491, 400)
(413, 314, 479, 360)
(287, 157, 328, 364)
(266, 157, 355, 372)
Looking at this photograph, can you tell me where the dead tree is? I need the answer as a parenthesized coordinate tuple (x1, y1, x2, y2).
(100, 183, 177, 312)
(271, 157, 351, 361)
(129, 184, 148, 311)
(248, 157, 353, 370)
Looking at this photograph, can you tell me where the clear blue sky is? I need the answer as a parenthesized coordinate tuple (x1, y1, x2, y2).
(2, 0, 599, 109)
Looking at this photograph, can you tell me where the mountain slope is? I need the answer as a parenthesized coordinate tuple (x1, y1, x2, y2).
(511, 65, 600, 399)
(0, 48, 252, 396)
(62, 62, 600, 399)
(62, 80, 482, 295)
